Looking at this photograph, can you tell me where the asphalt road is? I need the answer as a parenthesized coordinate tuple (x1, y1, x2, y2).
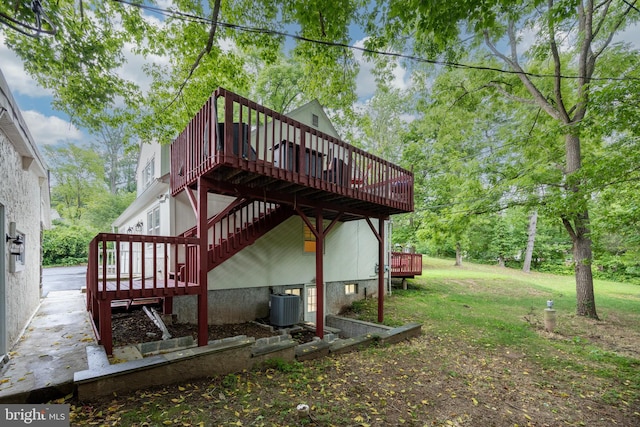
(42, 265, 87, 297)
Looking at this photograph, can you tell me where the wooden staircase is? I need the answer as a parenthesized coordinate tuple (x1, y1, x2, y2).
(181, 198, 294, 271)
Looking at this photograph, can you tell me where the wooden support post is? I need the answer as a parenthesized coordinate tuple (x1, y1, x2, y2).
(378, 217, 385, 323)
(315, 209, 324, 339)
(163, 297, 173, 315)
(296, 207, 342, 339)
(99, 300, 113, 355)
(365, 217, 387, 324)
(197, 178, 209, 347)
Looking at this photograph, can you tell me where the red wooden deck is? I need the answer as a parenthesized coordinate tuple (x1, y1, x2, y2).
(170, 87, 414, 221)
(391, 252, 423, 278)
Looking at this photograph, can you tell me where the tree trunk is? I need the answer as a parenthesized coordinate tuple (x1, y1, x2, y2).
(572, 213, 598, 319)
(497, 255, 505, 268)
(522, 210, 537, 273)
(454, 242, 462, 266)
(564, 133, 598, 319)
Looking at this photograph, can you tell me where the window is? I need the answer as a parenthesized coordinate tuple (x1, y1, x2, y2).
(147, 206, 160, 235)
(303, 222, 316, 253)
(307, 286, 317, 313)
(345, 283, 357, 295)
(284, 288, 301, 296)
(142, 157, 155, 190)
(312, 113, 319, 127)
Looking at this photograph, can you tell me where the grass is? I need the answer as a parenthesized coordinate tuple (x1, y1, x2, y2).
(66, 257, 640, 426)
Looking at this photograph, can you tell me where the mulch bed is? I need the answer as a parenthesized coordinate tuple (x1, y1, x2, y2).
(111, 307, 316, 347)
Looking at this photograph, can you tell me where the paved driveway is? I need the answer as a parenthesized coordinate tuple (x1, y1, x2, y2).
(42, 265, 87, 296)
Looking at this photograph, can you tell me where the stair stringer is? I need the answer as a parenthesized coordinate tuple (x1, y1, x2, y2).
(207, 202, 295, 271)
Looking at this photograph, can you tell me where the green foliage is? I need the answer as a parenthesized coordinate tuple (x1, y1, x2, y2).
(1, 0, 363, 145)
(82, 191, 136, 232)
(259, 358, 303, 373)
(221, 373, 239, 389)
(44, 143, 107, 221)
(42, 221, 95, 266)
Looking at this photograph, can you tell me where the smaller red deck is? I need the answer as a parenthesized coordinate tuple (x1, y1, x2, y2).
(86, 233, 202, 354)
(390, 252, 423, 278)
(96, 277, 198, 295)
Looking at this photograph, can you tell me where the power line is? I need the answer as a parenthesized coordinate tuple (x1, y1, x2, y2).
(622, 0, 640, 13)
(112, 0, 640, 83)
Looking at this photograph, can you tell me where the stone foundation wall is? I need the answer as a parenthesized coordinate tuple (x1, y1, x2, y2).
(172, 279, 378, 325)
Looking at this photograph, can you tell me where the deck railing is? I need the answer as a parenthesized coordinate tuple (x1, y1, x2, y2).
(170, 87, 413, 213)
(86, 233, 202, 354)
(390, 252, 423, 277)
(86, 233, 201, 304)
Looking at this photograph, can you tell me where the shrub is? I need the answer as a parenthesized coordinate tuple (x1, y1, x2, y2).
(42, 221, 95, 266)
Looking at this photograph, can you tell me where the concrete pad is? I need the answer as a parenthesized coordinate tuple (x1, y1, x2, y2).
(112, 346, 143, 362)
(0, 290, 96, 403)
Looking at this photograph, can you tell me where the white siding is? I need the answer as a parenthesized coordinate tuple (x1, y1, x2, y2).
(207, 217, 379, 289)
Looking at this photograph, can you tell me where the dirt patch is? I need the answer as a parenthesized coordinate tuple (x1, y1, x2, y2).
(111, 307, 315, 347)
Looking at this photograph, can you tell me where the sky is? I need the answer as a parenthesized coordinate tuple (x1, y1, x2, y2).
(0, 6, 637, 151)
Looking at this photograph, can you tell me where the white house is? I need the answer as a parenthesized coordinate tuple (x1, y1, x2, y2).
(0, 69, 51, 366)
(112, 99, 390, 326)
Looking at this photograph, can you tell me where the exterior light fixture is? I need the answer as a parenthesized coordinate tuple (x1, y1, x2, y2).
(127, 226, 134, 234)
(135, 221, 143, 233)
(6, 233, 24, 256)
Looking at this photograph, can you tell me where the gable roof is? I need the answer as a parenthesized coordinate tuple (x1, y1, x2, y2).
(285, 99, 341, 140)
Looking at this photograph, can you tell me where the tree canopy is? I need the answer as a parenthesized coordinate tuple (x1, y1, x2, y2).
(2, 0, 639, 314)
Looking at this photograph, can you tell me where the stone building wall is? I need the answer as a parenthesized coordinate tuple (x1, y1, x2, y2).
(0, 70, 50, 351)
(0, 128, 47, 347)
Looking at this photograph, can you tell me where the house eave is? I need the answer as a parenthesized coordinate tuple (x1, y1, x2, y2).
(111, 176, 169, 229)
(0, 74, 48, 179)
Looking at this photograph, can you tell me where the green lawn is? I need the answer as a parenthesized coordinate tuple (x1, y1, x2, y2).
(67, 257, 640, 426)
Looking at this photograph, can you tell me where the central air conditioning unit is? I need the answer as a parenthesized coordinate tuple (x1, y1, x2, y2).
(270, 294, 300, 327)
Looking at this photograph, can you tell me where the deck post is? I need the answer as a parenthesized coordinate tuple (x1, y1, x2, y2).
(315, 209, 324, 339)
(378, 217, 385, 323)
(99, 300, 113, 355)
(365, 217, 386, 324)
(197, 178, 209, 347)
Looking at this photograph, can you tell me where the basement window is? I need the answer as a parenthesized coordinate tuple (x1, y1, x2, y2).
(345, 283, 357, 295)
(284, 288, 302, 296)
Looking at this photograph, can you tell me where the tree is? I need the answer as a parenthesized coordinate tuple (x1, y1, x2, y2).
(356, 85, 413, 163)
(44, 143, 107, 220)
(372, 0, 640, 318)
(78, 109, 137, 194)
(1, 1, 364, 144)
(251, 57, 305, 114)
(522, 210, 538, 273)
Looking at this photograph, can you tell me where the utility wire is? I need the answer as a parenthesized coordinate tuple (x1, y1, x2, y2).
(112, 0, 640, 83)
(622, 0, 640, 13)
(0, 0, 56, 37)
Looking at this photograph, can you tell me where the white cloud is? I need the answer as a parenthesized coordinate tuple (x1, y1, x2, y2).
(21, 110, 84, 146)
(0, 34, 52, 98)
(353, 38, 410, 100)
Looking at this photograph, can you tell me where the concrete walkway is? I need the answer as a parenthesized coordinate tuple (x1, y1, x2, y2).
(0, 290, 95, 403)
